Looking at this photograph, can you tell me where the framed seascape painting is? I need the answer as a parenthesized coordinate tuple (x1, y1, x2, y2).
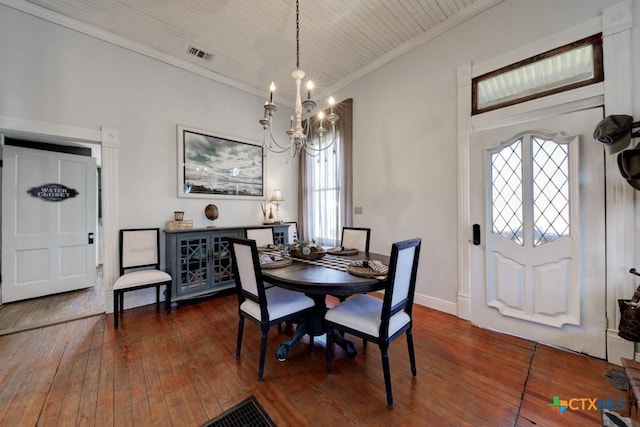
(177, 125, 265, 199)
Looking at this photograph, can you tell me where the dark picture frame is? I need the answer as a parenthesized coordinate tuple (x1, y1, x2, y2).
(177, 125, 265, 199)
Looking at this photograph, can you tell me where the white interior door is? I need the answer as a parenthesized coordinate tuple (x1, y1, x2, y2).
(469, 107, 606, 358)
(2, 145, 97, 303)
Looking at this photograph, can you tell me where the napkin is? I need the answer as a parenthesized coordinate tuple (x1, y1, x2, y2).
(259, 253, 275, 265)
(350, 260, 388, 274)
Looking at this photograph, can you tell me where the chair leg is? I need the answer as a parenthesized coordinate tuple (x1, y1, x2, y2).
(326, 329, 333, 373)
(165, 284, 172, 314)
(380, 343, 394, 409)
(155, 285, 160, 306)
(407, 330, 417, 376)
(113, 291, 119, 329)
(258, 326, 269, 381)
(309, 334, 315, 354)
(236, 316, 245, 359)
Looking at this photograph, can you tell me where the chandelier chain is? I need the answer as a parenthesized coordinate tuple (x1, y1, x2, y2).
(296, 0, 300, 70)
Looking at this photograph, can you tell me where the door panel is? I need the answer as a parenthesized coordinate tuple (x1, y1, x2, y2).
(469, 107, 606, 358)
(2, 145, 97, 303)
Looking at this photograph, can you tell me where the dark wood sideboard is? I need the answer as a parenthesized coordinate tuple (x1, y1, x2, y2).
(164, 224, 290, 303)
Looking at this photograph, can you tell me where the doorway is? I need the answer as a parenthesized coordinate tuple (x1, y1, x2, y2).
(2, 142, 98, 302)
(468, 107, 606, 358)
(0, 117, 119, 328)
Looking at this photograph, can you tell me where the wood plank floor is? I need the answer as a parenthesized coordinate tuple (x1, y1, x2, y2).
(0, 267, 104, 336)
(0, 293, 628, 426)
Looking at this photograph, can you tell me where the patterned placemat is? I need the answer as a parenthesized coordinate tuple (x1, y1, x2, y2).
(260, 257, 292, 269)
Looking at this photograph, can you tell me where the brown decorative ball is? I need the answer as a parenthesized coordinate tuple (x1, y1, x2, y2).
(205, 204, 219, 221)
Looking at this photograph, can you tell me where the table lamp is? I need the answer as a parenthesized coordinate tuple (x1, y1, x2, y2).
(269, 189, 285, 223)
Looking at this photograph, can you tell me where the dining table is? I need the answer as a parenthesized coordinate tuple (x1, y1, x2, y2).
(260, 249, 390, 361)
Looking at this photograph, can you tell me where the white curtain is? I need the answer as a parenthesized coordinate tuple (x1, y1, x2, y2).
(299, 99, 353, 246)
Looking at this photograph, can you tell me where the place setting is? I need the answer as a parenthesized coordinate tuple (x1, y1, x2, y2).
(259, 252, 292, 269)
(346, 259, 388, 279)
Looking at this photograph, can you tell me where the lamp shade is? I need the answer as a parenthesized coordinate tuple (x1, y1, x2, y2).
(270, 189, 285, 203)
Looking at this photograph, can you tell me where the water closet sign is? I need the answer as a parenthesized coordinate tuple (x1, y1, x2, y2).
(27, 183, 79, 202)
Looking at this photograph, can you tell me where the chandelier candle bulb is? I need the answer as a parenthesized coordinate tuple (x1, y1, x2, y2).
(306, 81, 313, 99)
(269, 81, 275, 103)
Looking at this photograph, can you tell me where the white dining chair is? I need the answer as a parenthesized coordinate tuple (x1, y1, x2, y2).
(245, 227, 275, 247)
(325, 237, 422, 409)
(228, 237, 315, 381)
(112, 228, 172, 329)
(341, 227, 371, 253)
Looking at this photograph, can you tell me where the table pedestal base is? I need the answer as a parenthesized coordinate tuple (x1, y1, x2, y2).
(276, 320, 358, 361)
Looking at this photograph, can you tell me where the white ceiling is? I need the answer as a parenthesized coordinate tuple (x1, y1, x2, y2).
(16, 0, 501, 104)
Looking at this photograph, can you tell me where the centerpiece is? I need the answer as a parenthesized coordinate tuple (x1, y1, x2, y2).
(281, 239, 326, 260)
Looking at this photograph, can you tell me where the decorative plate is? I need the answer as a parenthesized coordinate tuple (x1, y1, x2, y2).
(260, 257, 292, 269)
(257, 245, 277, 252)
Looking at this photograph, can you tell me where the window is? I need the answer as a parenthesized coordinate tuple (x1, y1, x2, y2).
(302, 99, 353, 246)
(307, 146, 343, 246)
(473, 34, 603, 115)
(490, 132, 571, 247)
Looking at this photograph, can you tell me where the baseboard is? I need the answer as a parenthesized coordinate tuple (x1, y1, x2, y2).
(414, 292, 457, 316)
(607, 329, 635, 366)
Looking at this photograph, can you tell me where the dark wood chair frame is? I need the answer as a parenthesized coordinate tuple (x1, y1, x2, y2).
(325, 237, 422, 409)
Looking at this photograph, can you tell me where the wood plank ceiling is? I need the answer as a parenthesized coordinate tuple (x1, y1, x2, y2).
(21, 0, 500, 103)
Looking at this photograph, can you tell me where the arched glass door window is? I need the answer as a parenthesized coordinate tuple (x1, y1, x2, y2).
(490, 133, 571, 247)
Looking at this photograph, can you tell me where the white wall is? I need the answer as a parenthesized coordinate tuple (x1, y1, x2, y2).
(337, 0, 636, 311)
(0, 3, 297, 237)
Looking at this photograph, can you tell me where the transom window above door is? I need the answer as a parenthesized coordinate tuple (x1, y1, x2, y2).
(472, 34, 603, 115)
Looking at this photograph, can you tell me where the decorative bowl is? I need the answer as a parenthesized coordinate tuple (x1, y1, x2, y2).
(289, 247, 326, 260)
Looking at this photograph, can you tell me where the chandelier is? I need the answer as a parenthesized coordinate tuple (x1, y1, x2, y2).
(258, 0, 339, 161)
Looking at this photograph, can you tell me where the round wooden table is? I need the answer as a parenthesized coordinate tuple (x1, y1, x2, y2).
(261, 252, 389, 361)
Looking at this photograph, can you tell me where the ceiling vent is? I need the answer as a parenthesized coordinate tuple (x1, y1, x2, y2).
(187, 45, 214, 61)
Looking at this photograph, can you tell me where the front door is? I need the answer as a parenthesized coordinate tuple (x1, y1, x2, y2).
(469, 107, 606, 358)
(2, 145, 97, 303)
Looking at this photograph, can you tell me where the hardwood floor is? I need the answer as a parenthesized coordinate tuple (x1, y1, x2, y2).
(0, 293, 628, 426)
(0, 267, 104, 336)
